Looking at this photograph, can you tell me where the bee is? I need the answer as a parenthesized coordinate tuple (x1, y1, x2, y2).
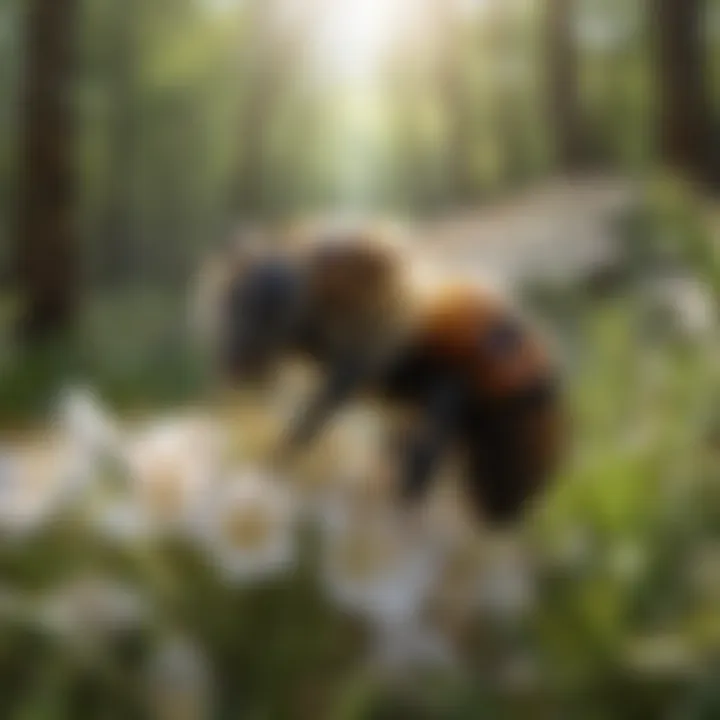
(201, 223, 564, 526)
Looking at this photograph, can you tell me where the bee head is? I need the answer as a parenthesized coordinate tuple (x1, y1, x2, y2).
(222, 251, 307, 382)
(194, 228, 307, 385)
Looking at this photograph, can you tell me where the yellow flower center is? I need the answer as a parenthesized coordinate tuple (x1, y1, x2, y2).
(337, 532, 393, 581)
(144, 464, 186, 520)
(223, 508, 272, 551)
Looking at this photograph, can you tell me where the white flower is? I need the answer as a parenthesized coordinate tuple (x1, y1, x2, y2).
(473, 535, 536, 622)
(426, 527, 536, 636)
(641, 276, 717, 339)
(195, 468, 297, 583)
(289, 404, 391, 517)
(95, 415, 225, 540)
(320, 498, 455, 674)
(37, 576, 148, 650)
(0, 440, 89, 538)
(54, 386, 123, 462)
(146, 636, 213, 720)
(321, 503, 441, 628)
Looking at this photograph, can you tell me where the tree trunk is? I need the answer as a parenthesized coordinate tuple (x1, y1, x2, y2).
(432, 0, 476, 206)
(102, 0, 139, 286)
(231, 1, 285, 221)
(232, 68, 277, 220)
(442, 59, 476, 205)
(16, 0, 80, 342)
(546, 0, 588, 171)
(653, 0, 717, 189)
